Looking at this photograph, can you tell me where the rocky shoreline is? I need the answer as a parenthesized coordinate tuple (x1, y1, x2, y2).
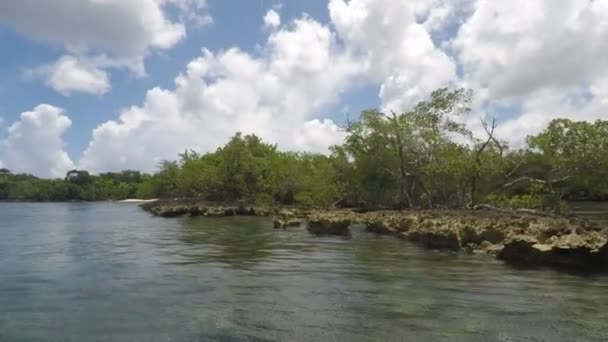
(141, 199, 608, 272)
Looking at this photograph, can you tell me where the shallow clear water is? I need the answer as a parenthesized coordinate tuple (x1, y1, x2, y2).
(1, 203, 607, 341)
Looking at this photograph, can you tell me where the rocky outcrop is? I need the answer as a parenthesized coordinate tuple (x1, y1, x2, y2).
(142, 199, 608, 272)
(140, 199, 307, 218)
(306, 211, 358, 236)
(294, 209, 608, 272)
(498, 231, 608, 270)
(273, 217, 304, 229)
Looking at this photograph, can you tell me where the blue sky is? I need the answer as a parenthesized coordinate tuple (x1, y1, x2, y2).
(0, 0, 606, 177)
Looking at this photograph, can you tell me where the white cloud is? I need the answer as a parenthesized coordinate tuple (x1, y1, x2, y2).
(166, 0, 213, 27)
(0, 0, 189, 60)
(0, 0, 211, 93)
(79, 17, 358, 172)
(26, 55, 111, 96)
(264, 9, 281, 30)
(0, 105, 74, 178)
(455, 0, 608, 99)
(495, 83, 608, 145)
(328, 0, 457, 111)
(453, 0, 608, 142)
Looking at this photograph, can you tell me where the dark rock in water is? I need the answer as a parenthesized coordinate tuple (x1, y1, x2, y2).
(499, 233, 608, 271)
(406, 230, 460, 251)
(481, 228, 505, 245)
(149, 204, 190, 217)
(498, 236, 548, 265)
(160, 207, 189, 217)
(366, 220, 396, 234)
(461, 225, 505, 245)
(307, 218, 352, 236)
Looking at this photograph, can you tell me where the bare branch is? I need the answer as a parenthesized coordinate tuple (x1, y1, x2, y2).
(383, 168, 397, 177)
(503, 175, 573, 188)
(504, 161, 523, 178)
(481, 117, 504, 156)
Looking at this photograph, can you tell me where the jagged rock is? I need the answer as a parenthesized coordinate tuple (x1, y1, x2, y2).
(398, 217, 415, 232)
(461, 225, 484, 245)
(479, 241, 503, 255)
(156, 206, 190, 217)
(555, 234, 586, 250)
(480, 228, 506, 244)
(366, 220, 396, 234)
(273, 217, 303, 229)
(142, 200, 608, 273)
(201, 206, 228, 217)
(405, 229, 460, 251)
(498, 236, 547, 265)
(499, 233, 608, 271)
(463, 223, 505, 244)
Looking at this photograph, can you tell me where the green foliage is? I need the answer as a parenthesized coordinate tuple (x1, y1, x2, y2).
(338, 88, 474, 208)
(149, 133, 345, 207)
(528, 119, 608, 200)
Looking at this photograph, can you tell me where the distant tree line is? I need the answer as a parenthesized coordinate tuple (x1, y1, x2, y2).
(0, 169, 147, 201)
(2, 88, 608, 210)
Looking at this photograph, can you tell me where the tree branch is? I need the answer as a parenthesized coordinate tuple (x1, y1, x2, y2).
(481, 118, 503, 156)
(504, 161, 523, 178)
(503, 175, 573, 188)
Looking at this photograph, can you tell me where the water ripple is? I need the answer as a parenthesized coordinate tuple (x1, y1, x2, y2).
(1, 203, 608, 341)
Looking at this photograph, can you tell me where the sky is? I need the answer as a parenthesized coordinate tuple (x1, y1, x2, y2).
(0, 0, 607, 178)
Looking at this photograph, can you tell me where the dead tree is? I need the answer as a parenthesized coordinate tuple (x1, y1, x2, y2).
(470, 118, 502, 205)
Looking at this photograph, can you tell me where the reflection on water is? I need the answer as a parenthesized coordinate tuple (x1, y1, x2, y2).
(0, 203, 607, 341)
(176, 217, 281, 268)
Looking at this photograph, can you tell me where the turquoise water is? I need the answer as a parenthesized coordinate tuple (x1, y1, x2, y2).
(1, 203, 607, 341)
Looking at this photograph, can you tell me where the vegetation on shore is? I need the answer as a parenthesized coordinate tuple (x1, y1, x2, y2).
(2, 88, 608, 211)
(0, 169, 145, 202)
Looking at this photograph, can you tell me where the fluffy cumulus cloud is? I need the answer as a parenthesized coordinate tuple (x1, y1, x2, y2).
(25, 55, 111, 96)
(453, 0, 608, 139)
(79, 16, 359, 171)
(264, 9, 281, 30)
(329, 0, 459, 111)
(455, 0, 608, 99)
(0, 0, 189, 59)
(1, 0, 210, 93)
(0, 105, 75, 178)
